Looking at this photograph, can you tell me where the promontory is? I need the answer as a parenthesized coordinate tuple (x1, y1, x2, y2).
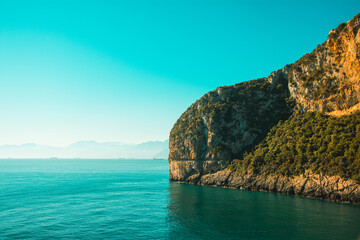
(169, 13, 360, 204)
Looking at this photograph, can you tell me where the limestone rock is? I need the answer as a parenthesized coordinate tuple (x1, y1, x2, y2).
(288, 13, 360, 114)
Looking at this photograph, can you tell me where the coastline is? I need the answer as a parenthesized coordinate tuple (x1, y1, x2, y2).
(169, 160, 360, 204)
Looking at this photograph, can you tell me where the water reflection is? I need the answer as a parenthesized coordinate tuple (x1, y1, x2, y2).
(167, 182, 360, 240)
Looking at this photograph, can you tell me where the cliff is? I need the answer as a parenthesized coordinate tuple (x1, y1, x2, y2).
(169, 66, 294, 181)
(288, 14, 360, 114)
(169, 13, 360, 203)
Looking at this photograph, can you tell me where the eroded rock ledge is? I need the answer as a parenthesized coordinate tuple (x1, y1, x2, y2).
(169, 159, 229, 182)
(172, 161, 360, 204)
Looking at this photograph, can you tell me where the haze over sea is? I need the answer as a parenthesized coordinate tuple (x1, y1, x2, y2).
(1, 159, 359, 240)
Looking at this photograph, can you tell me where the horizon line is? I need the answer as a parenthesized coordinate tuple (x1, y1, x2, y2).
(0, 139, 170, 148)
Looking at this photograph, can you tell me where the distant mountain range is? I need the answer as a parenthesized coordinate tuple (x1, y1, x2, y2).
(0, 140, 169, 159)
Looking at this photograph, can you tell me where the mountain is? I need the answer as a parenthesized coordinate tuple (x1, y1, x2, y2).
(169, 13, 360, 203)
(153, 148, 170, 159)
(0, 140, 169, 159)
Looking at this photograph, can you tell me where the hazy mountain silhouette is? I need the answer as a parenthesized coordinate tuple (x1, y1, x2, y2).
(0, 140, 169, 159)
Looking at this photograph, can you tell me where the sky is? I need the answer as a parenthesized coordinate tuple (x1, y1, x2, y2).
(0, 0, 359, 146)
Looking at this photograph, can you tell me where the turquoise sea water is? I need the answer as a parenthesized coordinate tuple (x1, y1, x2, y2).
(0, 159, 360, 240)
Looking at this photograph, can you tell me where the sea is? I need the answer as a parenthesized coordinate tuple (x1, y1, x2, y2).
(0, 159, 360, 240)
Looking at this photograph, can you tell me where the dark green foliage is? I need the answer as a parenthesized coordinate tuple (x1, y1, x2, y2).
(228, 111, 360, 183)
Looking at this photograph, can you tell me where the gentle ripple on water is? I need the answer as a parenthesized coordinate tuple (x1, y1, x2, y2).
(0, 159, 360, 240)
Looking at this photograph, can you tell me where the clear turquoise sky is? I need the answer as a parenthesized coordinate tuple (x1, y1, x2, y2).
(0, 0, 359, 146)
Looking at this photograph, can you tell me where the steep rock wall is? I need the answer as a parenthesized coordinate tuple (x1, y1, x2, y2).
(169, 66, 293, 181)
(288, 13, 360, 114)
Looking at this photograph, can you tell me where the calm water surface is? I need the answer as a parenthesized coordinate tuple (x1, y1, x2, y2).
(0, 159, 359, 239)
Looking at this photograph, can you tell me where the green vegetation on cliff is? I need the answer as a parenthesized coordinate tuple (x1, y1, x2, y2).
(229, 111, 360, 182)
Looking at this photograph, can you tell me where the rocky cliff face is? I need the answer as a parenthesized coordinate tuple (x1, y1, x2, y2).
(288, 13, 360, 114)
(169, 66, 293, 181)
(169, 13, 360, 203)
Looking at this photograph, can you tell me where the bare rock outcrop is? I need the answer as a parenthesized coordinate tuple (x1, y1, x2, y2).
(288, 13, 360, 114)
(197, 170, 360, 204)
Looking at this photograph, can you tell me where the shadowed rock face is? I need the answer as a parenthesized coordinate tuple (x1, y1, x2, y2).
(169, 66, 293, 181)
(169, 160, 229, 182)
(168, 13, 360, 203)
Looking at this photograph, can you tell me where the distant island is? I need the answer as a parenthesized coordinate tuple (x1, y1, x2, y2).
(169, 13, 360, 203)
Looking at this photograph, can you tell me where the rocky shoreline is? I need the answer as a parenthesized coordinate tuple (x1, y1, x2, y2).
(170, 160, 360, 204)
